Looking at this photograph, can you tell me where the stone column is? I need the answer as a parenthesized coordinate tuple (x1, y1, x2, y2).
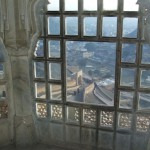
(11, 55, 36, 146)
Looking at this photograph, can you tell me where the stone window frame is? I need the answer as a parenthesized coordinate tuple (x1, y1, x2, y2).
(32, 0, 150, 149)
(0, 40, 9, 121)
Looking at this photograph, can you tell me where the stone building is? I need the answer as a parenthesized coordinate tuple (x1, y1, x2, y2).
(0, 0, 150, 150)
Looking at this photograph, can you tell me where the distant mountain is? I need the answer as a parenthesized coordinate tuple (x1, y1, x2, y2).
(125, 29, 137, 38)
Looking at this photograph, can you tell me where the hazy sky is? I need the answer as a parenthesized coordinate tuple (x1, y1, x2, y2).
(47, 0, 139, 11)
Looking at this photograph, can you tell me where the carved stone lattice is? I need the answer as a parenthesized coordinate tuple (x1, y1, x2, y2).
(0, 64, 4, 79)
(74, 108, 80, 122)
(36, 103, 47, 118)
(100, 111, 114, 127)
(136, 115, 150, 132)
(51, 105, 63, 120)
(67, 107, 80, 123)
(83, 109, 96, 125)
(118, 113, 132, 129)
(34, 40, 44, 57)
(0, 101, 8, 119)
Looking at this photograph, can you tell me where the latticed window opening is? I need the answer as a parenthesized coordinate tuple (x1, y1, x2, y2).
(33, 0, 150, 149)
(0, 63, 8, 119)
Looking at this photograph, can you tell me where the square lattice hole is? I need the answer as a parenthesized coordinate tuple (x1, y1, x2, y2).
(83, 0, 97, 11)
(34, 61, 45, 78)
(0, 64, 4, 80)
(35, 82, 46, 99)
(119, 91, 134, 109)
(48, 16, 60, 35)
(48, 40, 61, 58)
(66, 106, 80, 124)
(83, 108, 96, 126)
(102, 16, 117, 37)
(122, 17, 138, 38)
(121, 43, 137, 63)
(36, 103, 47, 118)
(49, 62, 61, 80)
(120, 68, 136, 87)
(0, 85, 6, 100)
(100, 111, 114, 128)
(123, 0, 139, 12)
(138, 92, 150, 110)
(47, 0, 59, 11)
(118, 113, 132, 130)
(34, 40, 44, 57)
(141, 44, 150, 64)
(65, 0, 78, 11)
(65, 17, 78, 35)
(51, 104, 63, 121)
(136, 114, 150, 132)
(140, 69, 150, 88)
(0, 101, 8, 119)
(103, 0, 118, 11)
(49, 84, 62, 101)
(83, 17, 97, 36)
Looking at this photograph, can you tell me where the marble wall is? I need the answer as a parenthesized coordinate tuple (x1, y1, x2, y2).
(0, 0, 47, 146)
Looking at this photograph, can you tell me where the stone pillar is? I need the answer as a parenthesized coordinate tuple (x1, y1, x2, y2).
(11, 55, 36, 146)
(0, 0, 48, 146)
